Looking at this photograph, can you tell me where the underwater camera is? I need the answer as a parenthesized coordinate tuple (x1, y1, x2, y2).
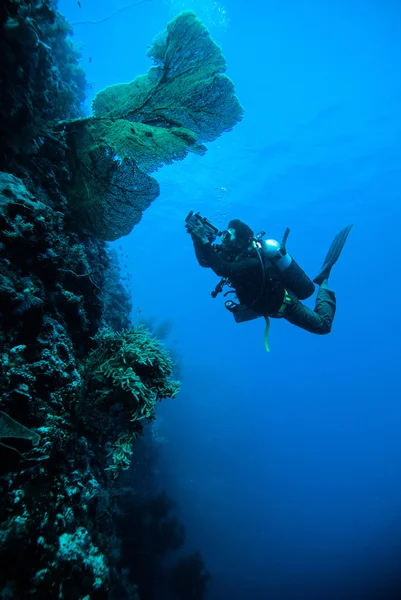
(184, 210, 223, 243)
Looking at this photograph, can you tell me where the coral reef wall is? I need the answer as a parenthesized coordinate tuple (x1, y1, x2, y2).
(0, 0, 86, 179)
(0, 2, 175, 598)
(0, 2, 240, 598)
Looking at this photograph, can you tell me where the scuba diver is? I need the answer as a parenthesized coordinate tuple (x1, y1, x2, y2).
(185, 211, 353, 351)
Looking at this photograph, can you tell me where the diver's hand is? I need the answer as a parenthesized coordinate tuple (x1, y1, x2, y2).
(185, 219, 196, 234)
(190, 223, 209, 245)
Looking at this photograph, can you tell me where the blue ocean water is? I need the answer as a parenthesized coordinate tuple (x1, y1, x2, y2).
(60, 0, 401, 597)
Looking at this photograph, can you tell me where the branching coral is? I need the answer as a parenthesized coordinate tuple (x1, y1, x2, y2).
(85, 325, 180, 416)
(105, 432, 135, 478)
(82, 326, 180, 476)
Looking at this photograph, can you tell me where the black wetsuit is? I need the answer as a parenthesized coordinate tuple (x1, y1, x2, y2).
(193, 238, 336, 335)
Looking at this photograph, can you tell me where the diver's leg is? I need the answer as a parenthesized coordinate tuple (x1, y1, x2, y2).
(284, 281, 336, 334)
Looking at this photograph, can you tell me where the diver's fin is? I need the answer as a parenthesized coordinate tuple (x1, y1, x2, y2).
(313, 224, 353, 285)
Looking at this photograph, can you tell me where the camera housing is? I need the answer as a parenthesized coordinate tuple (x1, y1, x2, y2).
(185, 210, 223, 243)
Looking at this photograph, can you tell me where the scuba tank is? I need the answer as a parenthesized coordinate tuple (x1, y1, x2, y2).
(259, 228, 315, 300)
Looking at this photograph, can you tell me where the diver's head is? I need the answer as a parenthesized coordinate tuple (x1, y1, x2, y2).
(222, 219, 254, 251)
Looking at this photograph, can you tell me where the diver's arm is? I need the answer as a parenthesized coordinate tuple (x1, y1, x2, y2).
(196, 243, 259, 279)
(192, 237, 214, 268)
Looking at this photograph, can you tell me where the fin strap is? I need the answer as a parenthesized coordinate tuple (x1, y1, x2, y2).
(281, 227, 290, 251)
(263, 316, 270, 352)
